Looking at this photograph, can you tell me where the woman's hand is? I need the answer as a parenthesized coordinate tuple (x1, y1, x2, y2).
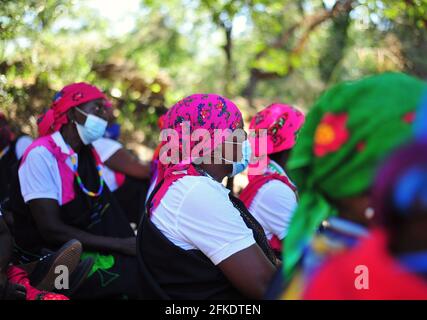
(117, 237, 137, 256)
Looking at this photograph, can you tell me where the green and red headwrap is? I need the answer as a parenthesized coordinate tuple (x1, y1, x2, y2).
(37, 82, 111, 136)
(283, 72, 427, 278)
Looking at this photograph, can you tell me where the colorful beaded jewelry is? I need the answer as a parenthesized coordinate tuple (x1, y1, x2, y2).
(70, 154, 104, 197)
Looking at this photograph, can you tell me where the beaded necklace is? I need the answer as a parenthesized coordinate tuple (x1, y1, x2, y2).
(0, 145, 10, 160)
(70, 153, 104, 197)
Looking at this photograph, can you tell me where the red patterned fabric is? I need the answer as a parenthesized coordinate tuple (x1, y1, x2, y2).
(240, 173, 297, 251)
(7, 266, 69, 300)
(304, 230, 427, 300)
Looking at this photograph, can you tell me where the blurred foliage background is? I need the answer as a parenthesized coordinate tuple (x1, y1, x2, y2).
(1, 0, 426, 157)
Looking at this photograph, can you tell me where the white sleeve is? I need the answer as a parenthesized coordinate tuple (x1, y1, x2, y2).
(176, 179, 256, 265)
(253, 180, 297, 240)
(15, 135, 33, 160)
(19, 146, 61, 203)
(92, 138, 123, 162)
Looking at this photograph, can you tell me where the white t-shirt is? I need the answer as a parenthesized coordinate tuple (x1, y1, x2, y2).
(0, 135, 33, 161)
(247, 161, 297, 241)
(19, 132, 108, 205)
(92, 138, 123, 192)
(15, 136, 33, 160)
(151, 175, 256, 265)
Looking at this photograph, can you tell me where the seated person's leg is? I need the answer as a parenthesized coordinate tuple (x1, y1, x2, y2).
(0, 216, 26, 300)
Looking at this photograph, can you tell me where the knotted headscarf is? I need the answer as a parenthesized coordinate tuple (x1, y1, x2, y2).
(284, 72, 427, 278)
(152, 93, 242, 210)
(248, 103, 305, 178)
(37, 82, 111, 136)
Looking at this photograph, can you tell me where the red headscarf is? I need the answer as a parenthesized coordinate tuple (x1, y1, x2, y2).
(37, 82, 111, 136)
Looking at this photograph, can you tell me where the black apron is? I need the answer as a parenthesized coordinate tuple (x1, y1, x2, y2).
(136, 174, 276, 300)
(10, 145, 143, 299)
(113, 175, 150, 224)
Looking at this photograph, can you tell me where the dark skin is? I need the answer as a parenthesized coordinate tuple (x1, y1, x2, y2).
(0, 217, 12, 284)
(104, 149, 151, 179)
(332, 194, 373, 227)
(386, 203, 427, 256)
(27, 99, 136, 256)
(198, 121, 276, 299)
(388, 217, 427, 255)
(269, 149, 291, 172)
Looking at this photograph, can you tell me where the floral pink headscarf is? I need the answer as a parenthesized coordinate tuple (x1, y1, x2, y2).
(159, 93, 242, 168)
(248, 103, 305, 177)
(151, 93, 242, 211)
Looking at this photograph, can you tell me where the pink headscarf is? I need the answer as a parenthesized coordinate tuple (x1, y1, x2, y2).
(151, 93, 242, 211)
(248, 103, 305, 177)
(37, 82, 111, 136)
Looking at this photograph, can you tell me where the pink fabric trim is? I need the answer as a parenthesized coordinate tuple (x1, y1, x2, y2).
(20, 134, 104, 205)
(20, 135, 75, 205)
(240, 173, 297, 252)
(114, 171, 126, 188)
(269, 235, 282, 252)
(149, 164, 201, 214)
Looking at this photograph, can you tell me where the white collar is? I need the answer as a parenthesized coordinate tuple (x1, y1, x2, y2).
(268, 159, 295, 186)
(51, 131, 74, 155)
(268, 159, 285, 175)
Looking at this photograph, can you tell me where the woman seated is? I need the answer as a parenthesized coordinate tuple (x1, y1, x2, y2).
(9, 82, 142, 299)
(0, 207, 86, 300)
(137, 94, 278, 300)
(280, 72, 427, 299)
(304, 136, 427, 299)
(240, 103, 305, 257)
(0, 112, 33, 208)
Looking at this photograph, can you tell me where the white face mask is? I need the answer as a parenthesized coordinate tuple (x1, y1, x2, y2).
(74, 108, 108, 145)
(221, 139, 252, 177)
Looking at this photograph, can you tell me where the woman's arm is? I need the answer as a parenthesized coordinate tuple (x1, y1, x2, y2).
(218, 244, 276, 299)
(105, 148, 151, 179)
(28, 199, 136, 256)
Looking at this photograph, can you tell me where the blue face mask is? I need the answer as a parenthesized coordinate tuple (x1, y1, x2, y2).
(104, 123, 121, 140)
(74, 108, 108, 145)
(222, 139, 252, 177)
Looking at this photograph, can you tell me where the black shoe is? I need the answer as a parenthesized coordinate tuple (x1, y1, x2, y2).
(22, 239, 82, 291)
(54, 257, 94, 297)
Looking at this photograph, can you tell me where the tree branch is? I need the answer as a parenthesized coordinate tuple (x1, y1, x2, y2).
(243, 0, 355, 104)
